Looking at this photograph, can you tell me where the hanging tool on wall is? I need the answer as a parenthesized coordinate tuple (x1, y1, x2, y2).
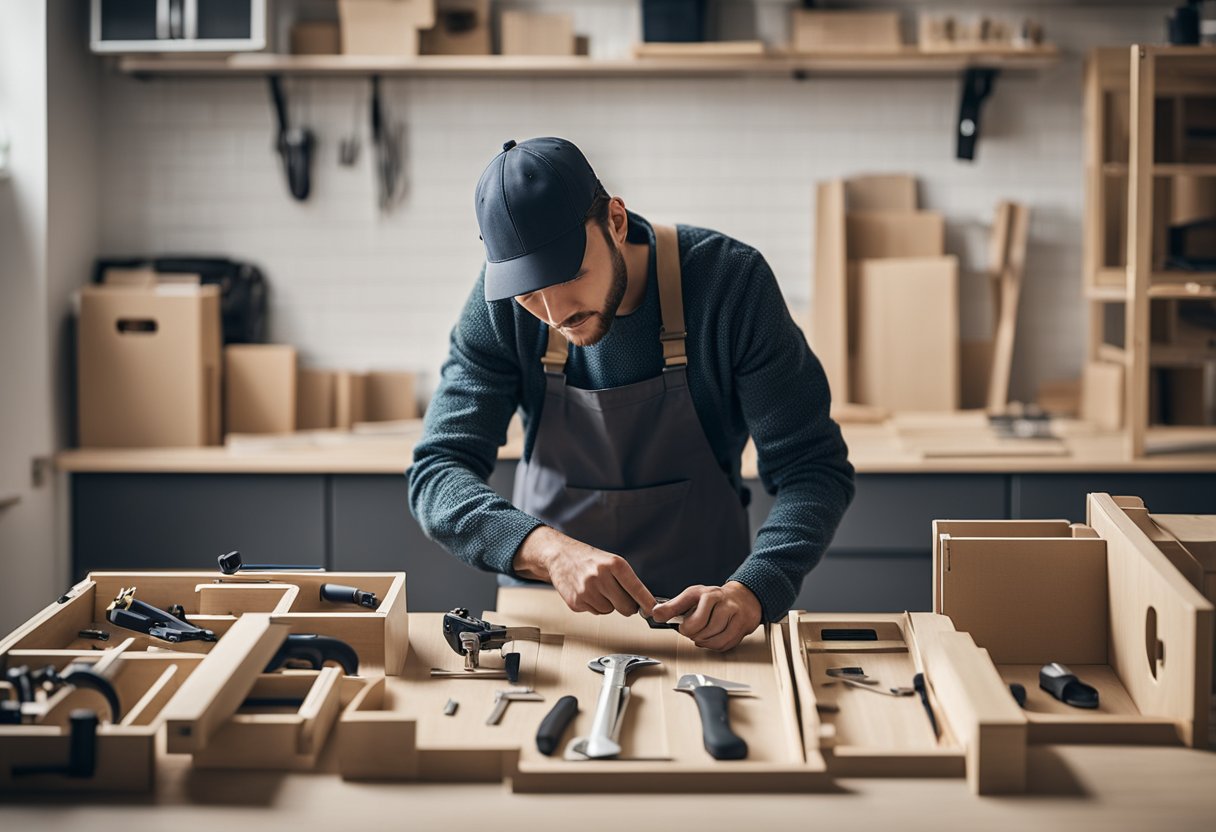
(268, 74, 315, 201)
(106, 586, 216, 644)
(956, 67, 998, 161)
(370, 75, 406, 213)
(430, 608, 540, 682)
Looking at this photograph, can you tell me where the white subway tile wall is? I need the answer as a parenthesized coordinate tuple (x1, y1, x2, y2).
(98, 3, 1163, 402)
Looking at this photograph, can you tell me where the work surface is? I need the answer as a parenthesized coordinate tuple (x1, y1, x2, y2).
(54, 418, 1216, 474)
(1, 744, 1213, 831)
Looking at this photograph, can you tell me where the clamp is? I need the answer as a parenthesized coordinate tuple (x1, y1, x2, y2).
(106, 586, 216, 644)
(431, 608, 540, 681)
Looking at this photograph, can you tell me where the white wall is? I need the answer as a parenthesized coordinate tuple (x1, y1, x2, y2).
(96, 2, 1165, 404)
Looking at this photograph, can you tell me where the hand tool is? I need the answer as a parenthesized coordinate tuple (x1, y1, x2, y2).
(370, 75, 405, 213)
(217, 550, 324, 575)
(12, 709, 98, 779)
(912, 673, 940, 738)
(485, 688, 544, 726)
(1039, 662, 1099, 709)
(1009, 682, 1027, 709)
(642, 597, 686, 629)
(840, 678, 914, 697)
(5, 663, 122, 723)
(268, 74, 315, 201)
(78, 629, 110, 642)
(535, 695, 578, 756)
(432, 608, 539, 681)
(443, 698, 459, 716)
(319, 583, 378, 609)
(106, 587, 216, 644)
(675, 674, 750, 760)
(826, 666, 878, 684)
(566, 654, 660, 760)
(264, 634, 359, 676)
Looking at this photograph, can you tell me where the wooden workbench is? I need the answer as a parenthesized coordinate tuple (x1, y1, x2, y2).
(0, 744, 1213, 831)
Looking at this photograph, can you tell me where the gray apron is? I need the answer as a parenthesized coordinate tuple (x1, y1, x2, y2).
(508, 223, 751, 598)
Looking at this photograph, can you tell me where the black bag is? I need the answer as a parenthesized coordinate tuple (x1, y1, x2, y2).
(92, 256, 268, 344)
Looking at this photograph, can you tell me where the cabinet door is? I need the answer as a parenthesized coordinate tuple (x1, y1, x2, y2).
(1013, 473, 1216, 521)
(72, 473, 326, 579)
(330, 475, 499, 615)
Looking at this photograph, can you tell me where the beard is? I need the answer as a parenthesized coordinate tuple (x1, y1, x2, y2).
(562, 242, 628, 347)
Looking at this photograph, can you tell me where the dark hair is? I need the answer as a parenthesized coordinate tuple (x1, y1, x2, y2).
(584, 181, 612, 241)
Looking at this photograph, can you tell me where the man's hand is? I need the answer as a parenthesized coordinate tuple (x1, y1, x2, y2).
(513, 526, 657, 617)
(651, 582, 763, 652)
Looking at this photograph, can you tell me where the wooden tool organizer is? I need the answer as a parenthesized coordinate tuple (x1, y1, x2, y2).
(784, 611, 1026, 795)
(338, 589, 826, 792)
(934, 494, 1213, 747)
(0, 570, 406, 789)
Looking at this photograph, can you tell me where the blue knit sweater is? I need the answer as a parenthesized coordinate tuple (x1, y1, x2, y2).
(408, 211, 855, 621)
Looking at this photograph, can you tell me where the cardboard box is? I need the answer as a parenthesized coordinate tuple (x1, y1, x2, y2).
(224, 345, 298, 435)
(297, 369, 336, 430)
(77, 284, 222, 448)
(1082, 360, 1124, 431)
(846, 212, 945, 260)
(365, 371, 419, 421)
(291, 21, 341, 55)
(853, 256, 959, 412)
(421, 0, 490, 55)
(339, 0, 436, 56)
(500, 11, 574, 56)
(334, 371, 368, 429)
(791, 10, 902, 53)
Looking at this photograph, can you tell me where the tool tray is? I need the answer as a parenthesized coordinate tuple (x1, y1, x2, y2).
(784, 610, 1026, 795)
(0, 570, 407, 789)
(337, 589, 827, 792)
(933, 493, 1213, 748)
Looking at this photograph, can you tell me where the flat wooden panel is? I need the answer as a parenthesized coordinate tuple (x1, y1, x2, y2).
(846, 212, 945, 259)
(812, 180, 850, 402)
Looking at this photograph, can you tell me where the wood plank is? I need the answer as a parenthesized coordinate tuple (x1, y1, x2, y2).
(1126, 45, 1155, 458)
(812, 180, 850, 402)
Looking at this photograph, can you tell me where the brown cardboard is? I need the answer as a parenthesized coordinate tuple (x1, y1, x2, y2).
(420, 0, 490, 55)
(297, 369, 335, 430)
(78, 285, 222, 448)
(959, 339, 994, 410)
(500, 11, 574, 56)
(224, 345, 298, 435)
(339, 0, 436, 56)
(846, 212, 945, 260)
(365, 371, 418, 421)
(844, 174, 917, 212)
(334, 371, 368, 429)
(1082, 360, 1124, 431)
(791, 10, 902, 53)
(291, 21, 341, 55)
(853, 256, 959, 412)
(938, 536, 1109, 665)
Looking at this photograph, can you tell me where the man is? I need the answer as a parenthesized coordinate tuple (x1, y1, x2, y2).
(409, 137, 853, 651)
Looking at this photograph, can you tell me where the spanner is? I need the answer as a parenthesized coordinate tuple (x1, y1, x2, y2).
(565, 654, 660, 760)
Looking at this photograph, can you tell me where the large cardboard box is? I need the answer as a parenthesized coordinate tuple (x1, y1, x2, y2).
(421, 0, 490, 55)
(500, 11, 574, 56)
(846, 212, 945, 260)
(339, 0, 436, 56)
(291, 21, 341, 55)
(791, 10, 902, 53)
(224, 345, 298, 435)
(297, 369, 336, 430)
(334, 371, 368, 429)
(853, 256, 960, 412)
(365, 371, 419, 421)
(77, 284, 221, 448)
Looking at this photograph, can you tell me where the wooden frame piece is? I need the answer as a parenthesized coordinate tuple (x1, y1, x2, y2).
(985, 201, 1031, 413)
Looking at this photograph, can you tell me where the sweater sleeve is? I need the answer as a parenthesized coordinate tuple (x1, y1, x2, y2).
(724, 254, 856, 621)
(407, 271, 544, 576)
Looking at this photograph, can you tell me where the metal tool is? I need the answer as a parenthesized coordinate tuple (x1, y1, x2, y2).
(263, 633, 359, 676)
(319, 583, 378, 609)
(675, 674, 750, 760)
(77, 629, 110, 642)
(443, 698, 459, 717)
(840, 677, 914, 697)
(536, 695, 578, 756)
(485, 688, 544, 726)
(642, 596, 686, 630)
(433, 608, 539, 681)
(4, 663, 122, 723)
(106, 587, 216, 644)
(913, 672, 940, 738)
(12, 709, 98, 779)
(217, 550, 324, 575)
(370, 75, 405, 213)
(268, 74, 315, 201)
(566, 654, 660, 760)
(826, 666, 878, 684)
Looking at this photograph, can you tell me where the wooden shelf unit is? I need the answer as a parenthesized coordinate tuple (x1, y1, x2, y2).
(114, 47, 1060, 79)
(1083, 46, 1216, 457)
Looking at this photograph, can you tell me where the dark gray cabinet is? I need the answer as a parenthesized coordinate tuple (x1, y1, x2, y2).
(1011, 473, 1216, 521)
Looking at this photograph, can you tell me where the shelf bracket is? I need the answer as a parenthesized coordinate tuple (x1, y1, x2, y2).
(956, 67, 999, 161)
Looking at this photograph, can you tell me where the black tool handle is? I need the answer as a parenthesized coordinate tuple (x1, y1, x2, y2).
(536, 695, 578, 756)
(692, 686, 747, 761)
(319, 583, 378, 609)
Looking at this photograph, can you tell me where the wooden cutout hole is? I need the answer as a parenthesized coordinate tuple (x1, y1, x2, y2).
(1145, 605, 1164, 680)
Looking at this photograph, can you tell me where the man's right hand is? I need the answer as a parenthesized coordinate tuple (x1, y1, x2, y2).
(513, 525, 656, 617)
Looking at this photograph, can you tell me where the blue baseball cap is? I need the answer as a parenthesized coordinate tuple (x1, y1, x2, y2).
(475, 137, 602, 302)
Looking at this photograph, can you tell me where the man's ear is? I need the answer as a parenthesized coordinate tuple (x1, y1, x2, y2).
(608, 197, 629, 245)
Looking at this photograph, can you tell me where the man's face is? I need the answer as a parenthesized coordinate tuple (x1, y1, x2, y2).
(514, 220, 628, 347)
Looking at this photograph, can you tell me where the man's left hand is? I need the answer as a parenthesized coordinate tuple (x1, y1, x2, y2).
(650, 581, 763, 652)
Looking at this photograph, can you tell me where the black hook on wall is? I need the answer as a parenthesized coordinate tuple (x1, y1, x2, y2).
(267, 74, 315, 200)
(956, 67, 999, 162)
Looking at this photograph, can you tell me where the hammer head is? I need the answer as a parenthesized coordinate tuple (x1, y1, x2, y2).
(674, 674, 751, 694)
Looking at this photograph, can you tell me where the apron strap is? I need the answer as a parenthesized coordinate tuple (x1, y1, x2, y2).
(541, 220, 685, 373)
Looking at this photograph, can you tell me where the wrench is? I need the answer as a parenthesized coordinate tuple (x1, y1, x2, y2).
(566, 654, 660, 760)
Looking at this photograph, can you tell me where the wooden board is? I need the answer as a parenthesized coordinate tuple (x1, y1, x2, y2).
(812, 180, 850, 402)
(846, 212, 945, 259)
(985, 202, 1031, 413)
